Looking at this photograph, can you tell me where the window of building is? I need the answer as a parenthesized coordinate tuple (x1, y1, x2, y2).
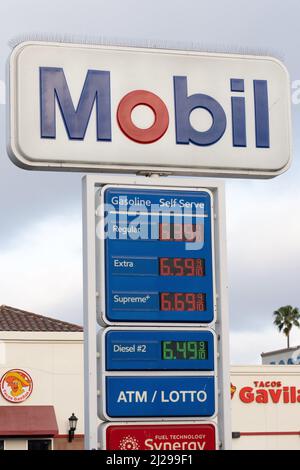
(27, 439, 52, 451)
(0, 440, 4, 450)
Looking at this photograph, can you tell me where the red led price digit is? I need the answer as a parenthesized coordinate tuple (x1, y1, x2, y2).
(160, 293, 172, 310)
(160, 258, 171, 276)
(174, 293, 185, 310)
(185, 293, 196, 311)
(184, 258, 195, 276)
(174, 258, 184, 276)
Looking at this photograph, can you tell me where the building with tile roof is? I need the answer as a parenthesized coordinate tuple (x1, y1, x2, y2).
(0, 305, 84, 451)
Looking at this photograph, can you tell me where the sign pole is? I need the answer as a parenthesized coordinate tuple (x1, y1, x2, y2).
(82, 177, 98, 450)
(213, 183, 231, 449)
(82, 174, 231, 450)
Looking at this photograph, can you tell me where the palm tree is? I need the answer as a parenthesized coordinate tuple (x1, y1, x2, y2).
(273, 305, 300, 348)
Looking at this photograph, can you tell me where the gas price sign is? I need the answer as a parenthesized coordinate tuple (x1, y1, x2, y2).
(89, 181, 228, 445)
(99, 186, 215, 325)
(98, 327, 217, 420)
(101, 328, 216, 371)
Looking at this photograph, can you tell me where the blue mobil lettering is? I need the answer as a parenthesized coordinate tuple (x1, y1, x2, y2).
(105, 376, 215, 418)
(40, 68, 269, 148)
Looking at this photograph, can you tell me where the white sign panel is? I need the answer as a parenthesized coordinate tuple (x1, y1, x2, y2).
(8, 42, 291, 177)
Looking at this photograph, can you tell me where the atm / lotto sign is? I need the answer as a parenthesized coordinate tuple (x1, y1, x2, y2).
(8, 42, 291, 177)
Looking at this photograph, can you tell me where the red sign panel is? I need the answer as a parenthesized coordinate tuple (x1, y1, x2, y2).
(105, 423, 216, 451)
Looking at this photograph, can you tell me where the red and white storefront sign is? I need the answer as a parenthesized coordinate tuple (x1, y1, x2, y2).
(101, 422, 217, 451)
(232, 380, 300, 404)
(231, 366, 300, 450)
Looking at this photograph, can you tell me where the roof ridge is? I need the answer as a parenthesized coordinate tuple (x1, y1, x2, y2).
(0, 305, 83, 332)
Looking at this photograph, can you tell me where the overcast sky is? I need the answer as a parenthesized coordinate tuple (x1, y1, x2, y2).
(1, 0, 300, 364)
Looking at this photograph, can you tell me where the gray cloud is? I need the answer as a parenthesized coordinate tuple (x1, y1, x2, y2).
(0, 107, 83, 247)
(0, 0, 300, 361)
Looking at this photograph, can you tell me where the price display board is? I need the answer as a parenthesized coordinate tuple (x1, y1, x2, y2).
(100, 186, 215, 325)
(101, 327, 215, 371)
(82, 178, 231, 447)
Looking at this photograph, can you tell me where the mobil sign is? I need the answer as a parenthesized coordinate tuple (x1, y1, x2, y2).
(8, 41, 291, 177)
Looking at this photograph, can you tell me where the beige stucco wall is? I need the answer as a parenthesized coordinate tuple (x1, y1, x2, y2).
(0, 331, 84, 436)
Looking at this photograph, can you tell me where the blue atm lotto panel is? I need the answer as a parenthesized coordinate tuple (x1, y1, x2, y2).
(105, 376, 216, 418)
(102, 186, 215, 324)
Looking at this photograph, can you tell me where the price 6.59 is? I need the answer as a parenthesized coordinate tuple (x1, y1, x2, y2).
(160, 292, 206, 311)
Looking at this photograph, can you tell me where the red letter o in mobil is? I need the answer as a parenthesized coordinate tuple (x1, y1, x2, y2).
(117, 90, 169, 143)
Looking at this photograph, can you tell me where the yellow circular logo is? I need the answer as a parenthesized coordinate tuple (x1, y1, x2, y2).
(0, 369, 33, 403)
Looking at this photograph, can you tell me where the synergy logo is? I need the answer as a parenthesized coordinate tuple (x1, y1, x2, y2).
(40, 68, 269, 148)
(119, 435, 140, 450)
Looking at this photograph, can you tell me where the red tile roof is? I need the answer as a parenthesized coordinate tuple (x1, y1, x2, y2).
(0, 305, 83, 332)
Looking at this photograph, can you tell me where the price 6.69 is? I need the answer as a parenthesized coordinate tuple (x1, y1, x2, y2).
(160, 292, 206, 311)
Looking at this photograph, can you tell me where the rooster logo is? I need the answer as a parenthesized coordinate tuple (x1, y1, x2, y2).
(0, 369, 33, 403)
(231, 383, 237, 399)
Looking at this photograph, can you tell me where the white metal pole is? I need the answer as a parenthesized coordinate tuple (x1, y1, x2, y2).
(214, 183, 232, 449)
(82, 176, 98, 450)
